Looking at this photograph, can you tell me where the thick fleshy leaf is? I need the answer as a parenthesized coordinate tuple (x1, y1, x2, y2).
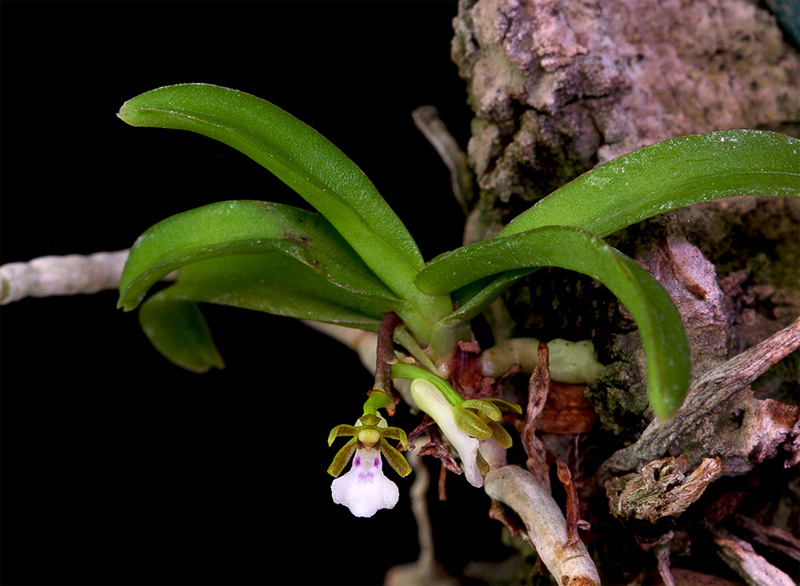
(118, 84, 427, 306)
(118, 200, 399, 312)
(428, 130, 800, 354)
(138, 295, 224, 373)
(137, 251, 396, 370)
(159, 253, 390, 327)
(499, 130, 800, 239)
(416, 226, 690, 420)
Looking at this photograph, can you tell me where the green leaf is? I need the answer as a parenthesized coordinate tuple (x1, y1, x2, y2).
(138, 295, 225, 374)
(118, 84, 426, 305)
(157, 253, 391, 328)
(416, 225, 691, 420)
(137, 250, 402, 371)
(428, 129, 800, 358)
(119, 199, 399, 312)
(499, 130, 800, 239)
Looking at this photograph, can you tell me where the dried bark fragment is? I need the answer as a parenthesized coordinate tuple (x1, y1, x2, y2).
(555, 459, 590, 547)
(519, 342, 552, 488)
(605, 455, 724, 523)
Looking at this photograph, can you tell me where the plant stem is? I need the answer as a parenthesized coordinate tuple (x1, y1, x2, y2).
(374, 312, 401, 395)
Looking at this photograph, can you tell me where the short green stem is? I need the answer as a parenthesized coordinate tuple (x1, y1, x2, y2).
(362, 390, 393, 416)
(390, 362, 464, 406)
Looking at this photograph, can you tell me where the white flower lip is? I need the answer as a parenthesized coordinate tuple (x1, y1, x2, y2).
(410, 378, 484, 488)
(331, 447, 399, 517)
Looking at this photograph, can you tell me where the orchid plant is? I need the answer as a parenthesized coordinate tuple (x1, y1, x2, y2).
(117, 83, 800, 517)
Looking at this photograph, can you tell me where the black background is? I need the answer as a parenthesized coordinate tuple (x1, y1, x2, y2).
(1, 1, 508, 585)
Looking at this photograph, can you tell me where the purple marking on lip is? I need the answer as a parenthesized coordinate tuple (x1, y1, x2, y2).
(374, 458, 381, 468)
(354, 456, 361, 467)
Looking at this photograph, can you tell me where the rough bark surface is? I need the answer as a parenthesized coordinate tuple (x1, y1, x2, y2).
(451, 0, 800, 583)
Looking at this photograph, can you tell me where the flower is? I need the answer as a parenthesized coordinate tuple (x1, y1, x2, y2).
(327, 412, 411, 517)
(410, 378, 485, 487)
(408, 378, 521, 489)
(331, 446, 400, 517)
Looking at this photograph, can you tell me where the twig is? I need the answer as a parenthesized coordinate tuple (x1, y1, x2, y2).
(484, 465, 601, 586)
(654, 542, 676, 586)
(1, 250, 131, 305)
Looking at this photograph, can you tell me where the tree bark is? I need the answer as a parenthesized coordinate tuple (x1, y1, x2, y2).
(451, 0, 800, 582)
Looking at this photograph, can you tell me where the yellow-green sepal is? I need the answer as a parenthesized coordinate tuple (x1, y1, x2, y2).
(380, 426, 409, 451)
(327, 437, 357, 477)
(453, 406, 493, 439)
(380, 438, 412, 478)
(486, 420, 513, 449)
(327, 424, 358, 447)
(462, 399, 502, 421)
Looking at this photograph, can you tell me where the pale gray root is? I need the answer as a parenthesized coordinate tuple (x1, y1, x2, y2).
(1, 250, 131, 305)
(599, 315, 800, 480)
(480, 337, 604, 383)
(384, 438, 457, 586)
(714, 528, 796, 586)
(301, 321, 379, 375)
(411, 105, 474, 216)
(484, 465, 601, 586)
